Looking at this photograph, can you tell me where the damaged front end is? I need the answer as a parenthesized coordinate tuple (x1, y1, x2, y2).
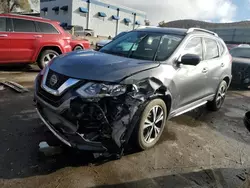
(34, 70, 164, 156)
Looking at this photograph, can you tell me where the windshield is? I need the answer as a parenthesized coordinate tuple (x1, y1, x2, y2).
(230, 47, 250, 58)
(99, 31, 183, 61)
(113, 32, 127, 40)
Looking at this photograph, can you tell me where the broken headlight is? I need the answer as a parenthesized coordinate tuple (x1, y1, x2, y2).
(76, 82, 127, 98)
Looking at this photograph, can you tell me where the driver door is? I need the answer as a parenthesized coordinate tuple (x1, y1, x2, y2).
(173, 37, 208, 109)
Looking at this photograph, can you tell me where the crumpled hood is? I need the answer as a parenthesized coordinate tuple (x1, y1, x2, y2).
(49, 50, 159, 82)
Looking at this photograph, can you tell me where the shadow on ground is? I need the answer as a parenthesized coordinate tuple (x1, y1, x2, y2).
(0, 64, 40, 73)
(92, 168, 250, 188)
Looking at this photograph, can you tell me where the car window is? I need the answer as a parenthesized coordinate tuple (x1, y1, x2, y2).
(218, 41, 225, 56)
(113, 32, 127, 40)
(13, 18, 36, 32)
(230, 48, 250, 58)
(156, 35, 183, 61)
(204, 38, 219, 60)
(100, 31, 183, 61)
(36, 22, 59, 33)
(0, 17, 6, 32)
(183, 37, 203, 59)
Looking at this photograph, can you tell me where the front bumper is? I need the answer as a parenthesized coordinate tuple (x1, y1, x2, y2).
(34, 73, 133, 153)
(35, 105, 107, 152)
(34, 73, 112, 152)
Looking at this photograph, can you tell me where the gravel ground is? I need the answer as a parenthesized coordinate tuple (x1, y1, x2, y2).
(0, 66, 250, 188)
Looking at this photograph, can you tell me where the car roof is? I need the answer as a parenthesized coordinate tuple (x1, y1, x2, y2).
(137, 27, 188, 35)
(137, 27, 221, 39)
(0, 13, 55, 23)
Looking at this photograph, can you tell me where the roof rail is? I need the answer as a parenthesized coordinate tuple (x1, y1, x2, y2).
(6, 13, 50, 20)
(186, 28, 218, 37)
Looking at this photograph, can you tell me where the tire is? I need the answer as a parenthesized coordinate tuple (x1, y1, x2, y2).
(136, 98, 167, 150)
(86, 33, 91, 37)
(73, 45, 83, 51)
(207, 80, 228, 111)
(37, 50, 59, 70)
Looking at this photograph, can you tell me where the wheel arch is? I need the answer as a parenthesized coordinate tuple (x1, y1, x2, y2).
(223, 76, 230, 87)
(153, 88, 172, 118)
(36, 46, 62, 62)
(73, 44, 84, 50)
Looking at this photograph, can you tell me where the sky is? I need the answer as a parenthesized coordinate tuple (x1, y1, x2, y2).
(108, 0, 250, 24)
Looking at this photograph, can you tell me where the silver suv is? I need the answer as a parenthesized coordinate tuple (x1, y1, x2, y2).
(35, 27, 232, 157)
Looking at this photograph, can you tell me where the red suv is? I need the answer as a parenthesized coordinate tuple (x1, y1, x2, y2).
(0, 14, 73, 69)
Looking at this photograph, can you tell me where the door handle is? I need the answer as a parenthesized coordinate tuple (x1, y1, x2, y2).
(0, 34, 8, 37)
(34, 35, 42, 38)
(221, 63, 225, 67)
(202, 67, 208, 73)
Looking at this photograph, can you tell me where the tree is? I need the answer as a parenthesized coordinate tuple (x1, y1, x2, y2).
(0, 0, 31, 13)
(0, 0, 10, 13)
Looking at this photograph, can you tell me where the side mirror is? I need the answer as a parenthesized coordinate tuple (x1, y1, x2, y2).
(178, 54, 201, 66)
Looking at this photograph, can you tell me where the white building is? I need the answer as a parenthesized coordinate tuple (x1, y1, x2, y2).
(40, 0, 147, 37)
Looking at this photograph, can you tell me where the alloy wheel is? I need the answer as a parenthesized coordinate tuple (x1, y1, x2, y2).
(143, 105, 164, 144)
(216, 84, 226, 107)
(43, 53, 57, 65)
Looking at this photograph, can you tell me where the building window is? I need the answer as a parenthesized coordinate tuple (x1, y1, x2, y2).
(98, 12, 107, 17)
(41, 7, 48, 16)
(79, 7, 88, 13)
(135, 21, 141, 25)
(52, 6, 59, 15)
(112, 15, 119, 20)
(60, 6, 68, 11)
(124, 18, 131, 26)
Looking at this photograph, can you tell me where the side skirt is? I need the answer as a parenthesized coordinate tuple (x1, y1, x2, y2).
(169, 94, 215, 119)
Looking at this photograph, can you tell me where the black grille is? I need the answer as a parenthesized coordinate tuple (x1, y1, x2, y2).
(37, 85, 62, 107)
(45, 69, 69, 90)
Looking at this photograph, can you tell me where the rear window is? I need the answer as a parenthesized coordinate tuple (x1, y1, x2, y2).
(204, 38, 219, 60)
(230, 48, 250, 58)
(13, 18, 36, 32)
(36, 22, 59, 33)
(0, 17, 6, 31)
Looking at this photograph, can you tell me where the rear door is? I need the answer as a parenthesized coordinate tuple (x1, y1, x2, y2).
(0, 17, 11, 63)
(203, 38, 222, 95)
(35, 21, 61, 51)
(8, 18, 38, 63)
